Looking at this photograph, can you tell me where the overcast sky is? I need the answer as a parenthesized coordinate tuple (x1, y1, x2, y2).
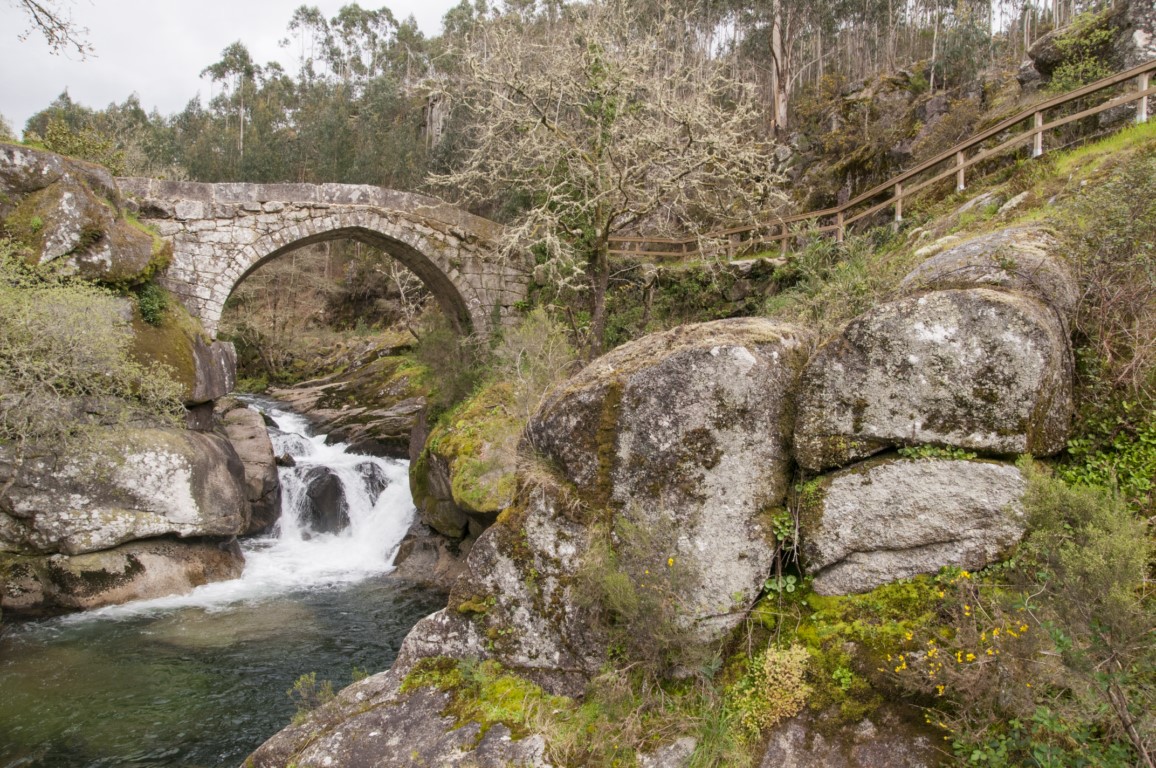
(0, 0, 460, 136)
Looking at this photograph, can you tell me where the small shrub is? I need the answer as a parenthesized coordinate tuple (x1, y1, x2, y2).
(287, 671, 334, 720)
(135, 281, 168, 326)
(576, 515, 708, 679)
(414, 309, 486, 412)
(491, 308, 578, 421)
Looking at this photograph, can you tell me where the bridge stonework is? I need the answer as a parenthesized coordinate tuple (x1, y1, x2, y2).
(117, 179, 529, 338)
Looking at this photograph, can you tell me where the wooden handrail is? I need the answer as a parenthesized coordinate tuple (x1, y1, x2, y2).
(608, 58, 1156, 259)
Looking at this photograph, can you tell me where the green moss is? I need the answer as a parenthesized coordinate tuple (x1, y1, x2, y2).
(422, 381, 521, 515)
(401, 657, 571, 740)
(129, 296, 208, 400)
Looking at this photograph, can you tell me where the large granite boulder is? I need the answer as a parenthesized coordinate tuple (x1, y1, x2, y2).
(0, 144, 168, 285)
(0, 536, 244, 615)
(794, 288, 1073, 471)
(0, 428, 248, 556)
(410, 319, 813, 694)
(799, 456, 1027, 595)
(530, 318, 809, 626)
(218, 398, 281, 535)
(899, 227, 1077, 320)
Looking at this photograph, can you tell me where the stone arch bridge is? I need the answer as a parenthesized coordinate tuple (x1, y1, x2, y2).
(117, 179, 530, 338)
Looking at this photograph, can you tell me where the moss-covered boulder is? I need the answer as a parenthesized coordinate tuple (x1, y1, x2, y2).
(799, 456, 1027, 595)
(0, 427, 248, 556)
(0, 144, 169, 286)
(410, 382, 520, 538)
(244, 653, 553, 768)
(794, 288, 1073, 471)
(0, 536, 244, 616)
(526, 318, 810, 633)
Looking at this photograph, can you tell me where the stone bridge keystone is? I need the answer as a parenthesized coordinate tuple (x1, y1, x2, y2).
(117, 178, 530, 338)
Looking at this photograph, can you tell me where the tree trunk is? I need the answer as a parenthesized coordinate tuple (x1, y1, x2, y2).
(771, 0, 789, 135)
(587, 243, 610, 360)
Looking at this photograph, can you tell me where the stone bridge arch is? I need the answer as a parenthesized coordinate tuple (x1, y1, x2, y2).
(117, 179, 529, 338)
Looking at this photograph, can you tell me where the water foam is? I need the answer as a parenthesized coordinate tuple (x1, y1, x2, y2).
(69, 397, 415, 621)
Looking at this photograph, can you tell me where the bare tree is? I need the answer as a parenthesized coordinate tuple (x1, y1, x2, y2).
(430, 0, 786, 356)
(10, 0, 92, 57)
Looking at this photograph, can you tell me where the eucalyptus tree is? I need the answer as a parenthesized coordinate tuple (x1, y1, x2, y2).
(431, 0, 786, 355)
(201, 42, 262, 166)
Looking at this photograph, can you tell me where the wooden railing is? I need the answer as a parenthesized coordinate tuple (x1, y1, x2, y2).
(607, 58, 1156, 260)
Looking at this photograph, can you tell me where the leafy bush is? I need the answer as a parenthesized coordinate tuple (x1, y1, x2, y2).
(889, 463, 1155, 767)
(413, 309, 486, 412)
(33, 115, 126, 174)
(0, 241, 184, 484)
(1046, 9, 1116, 94)
(491, 308, 578, 421)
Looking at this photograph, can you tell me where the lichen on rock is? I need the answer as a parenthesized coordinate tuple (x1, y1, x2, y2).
(794, 288, 1073, 471)
(0, 427, 247, 556)
(799, 455, 1028, 595)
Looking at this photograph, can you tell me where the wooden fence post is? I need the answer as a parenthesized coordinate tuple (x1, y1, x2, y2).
(1032, 111, 1044, 157)
(1139, 71, 1150, 124)
(836, 211, 845, 243)
(956, 151, 966, 191)
(894, 182, 903, 229)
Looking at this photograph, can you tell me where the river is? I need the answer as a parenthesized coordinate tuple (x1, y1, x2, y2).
(0, 397, 444, 768)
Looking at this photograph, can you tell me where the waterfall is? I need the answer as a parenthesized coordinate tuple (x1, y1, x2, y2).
(71, 396, 415, 618)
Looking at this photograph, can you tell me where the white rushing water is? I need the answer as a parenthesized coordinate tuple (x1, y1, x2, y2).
(72, 398, 416, 620)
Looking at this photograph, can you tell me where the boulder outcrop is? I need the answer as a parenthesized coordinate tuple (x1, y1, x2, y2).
(794, 288, 1073, 471)
(1, 536, 244, 614)
(899, 227, 1077, 320)
(798, 456, 1027, 594)
(0, 144, 168, 285)
(434, 319, 813, 692)
(218, 398, 281, 535)
(0, 427, 248, 556)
